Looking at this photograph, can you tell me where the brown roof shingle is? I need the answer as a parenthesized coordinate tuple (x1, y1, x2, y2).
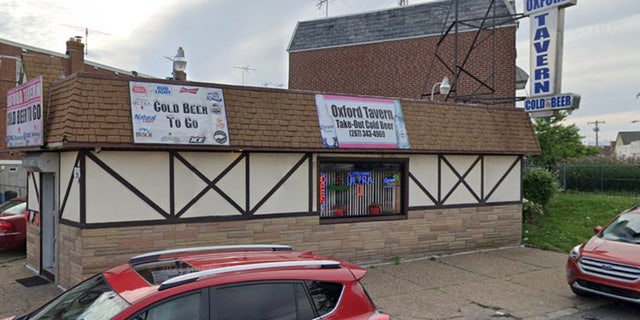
(43, 74, 539, 155)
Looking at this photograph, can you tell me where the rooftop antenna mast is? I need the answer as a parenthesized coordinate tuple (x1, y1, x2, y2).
(317, 0, 329, 17)
(233, 65, 256, 85)
(61, 24, 110, 56)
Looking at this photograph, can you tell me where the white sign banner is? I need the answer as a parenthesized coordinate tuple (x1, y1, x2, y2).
(529, 8, 559, 97)
(129, 82, 230, 145)
(6, 76, 43, 148)
(315, 94, 410, 149)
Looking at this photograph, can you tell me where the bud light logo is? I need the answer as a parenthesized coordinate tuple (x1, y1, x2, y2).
(206, 92, 222, 102)
(154, 86, 172, 95)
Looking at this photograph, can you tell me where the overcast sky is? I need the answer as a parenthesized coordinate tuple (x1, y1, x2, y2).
(1, 0, 639, 146)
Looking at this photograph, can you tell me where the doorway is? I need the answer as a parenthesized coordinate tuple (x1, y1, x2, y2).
(41, 173, 56, 281)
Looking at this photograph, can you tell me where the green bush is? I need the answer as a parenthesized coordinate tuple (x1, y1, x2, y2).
(523, 168, 559, 207)
(522, 198, 544, 224)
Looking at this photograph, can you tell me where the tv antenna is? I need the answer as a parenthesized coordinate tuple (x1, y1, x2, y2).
(233, 65, 256, 85)
(60, 24, 110, 56)
(317, 0, 330, 17)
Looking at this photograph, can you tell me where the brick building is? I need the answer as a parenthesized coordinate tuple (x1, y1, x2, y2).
(288, 0, 519, 105)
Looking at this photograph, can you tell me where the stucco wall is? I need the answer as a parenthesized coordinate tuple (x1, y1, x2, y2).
(56, 203, 521, 288)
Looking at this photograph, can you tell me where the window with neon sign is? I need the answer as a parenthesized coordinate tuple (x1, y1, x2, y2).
(318, 159, 406, 218)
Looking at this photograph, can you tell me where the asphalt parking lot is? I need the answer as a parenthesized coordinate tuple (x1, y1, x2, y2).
(1, 246, 639, 319)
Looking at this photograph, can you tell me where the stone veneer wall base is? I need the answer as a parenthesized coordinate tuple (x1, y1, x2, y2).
(53, 204, 521, 288)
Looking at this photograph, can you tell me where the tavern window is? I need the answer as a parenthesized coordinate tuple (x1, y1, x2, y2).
(318, 158, 407, 219)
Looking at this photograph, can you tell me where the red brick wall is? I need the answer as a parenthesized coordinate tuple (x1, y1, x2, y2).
(0, 43, 26, 160)
(289, 27, 516, 106)
(54, 204, 522, 288)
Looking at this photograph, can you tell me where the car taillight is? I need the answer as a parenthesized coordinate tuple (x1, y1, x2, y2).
(0, 220, 15, 233)
(369, 311, 390, 320)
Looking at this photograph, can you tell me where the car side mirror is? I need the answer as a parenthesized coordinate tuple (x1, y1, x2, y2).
(594, 226, 603, 234)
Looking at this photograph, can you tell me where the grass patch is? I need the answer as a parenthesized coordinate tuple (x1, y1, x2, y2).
(523, 192, 638, 253)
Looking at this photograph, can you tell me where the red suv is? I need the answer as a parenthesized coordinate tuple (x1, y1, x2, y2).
(5, 244, 389, 320)
(566, 206, 640, 303)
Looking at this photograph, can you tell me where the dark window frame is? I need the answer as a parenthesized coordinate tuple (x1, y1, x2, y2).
(317, 157, 409, 223)
(209, 280, 318, 320)
(127, 290, 208, 320)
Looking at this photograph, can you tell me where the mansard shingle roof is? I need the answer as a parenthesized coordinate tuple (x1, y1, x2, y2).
(288, 0, 516, 52)
(42, 73, 539, 155)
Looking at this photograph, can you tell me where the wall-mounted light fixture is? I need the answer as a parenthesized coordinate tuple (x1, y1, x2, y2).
(430, 76, 451, 101)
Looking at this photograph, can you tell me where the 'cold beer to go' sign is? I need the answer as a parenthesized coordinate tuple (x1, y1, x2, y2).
(6, 76, 43, 148)
(129, 82, 230, 145)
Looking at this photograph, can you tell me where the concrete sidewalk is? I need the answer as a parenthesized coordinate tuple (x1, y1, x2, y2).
(0, 246, 618, 319)
(361, 246, 612, 319)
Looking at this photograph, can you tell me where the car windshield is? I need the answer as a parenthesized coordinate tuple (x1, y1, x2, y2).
(26, 274, 129, 320)
(0, 199, 24, 213)
(601, 213, 640, 244)
(2, 202, 26, 215)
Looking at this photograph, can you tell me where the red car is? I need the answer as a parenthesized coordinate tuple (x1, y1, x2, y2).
(0, 197, 27, 249)
(4, 244, 389, 320)
(566, 205, 640, 303)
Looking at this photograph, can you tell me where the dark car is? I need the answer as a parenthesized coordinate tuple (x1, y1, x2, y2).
(3, 244, 389, 320)
(0, 197, 27, 249)
(566, 205, 640, 303)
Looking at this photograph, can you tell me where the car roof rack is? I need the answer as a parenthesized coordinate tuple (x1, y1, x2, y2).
(129, 244, 293, 265)
(158, 259, 341, 291)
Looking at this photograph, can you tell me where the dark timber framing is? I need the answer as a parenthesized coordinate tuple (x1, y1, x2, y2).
(57, 151, 521, 229)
